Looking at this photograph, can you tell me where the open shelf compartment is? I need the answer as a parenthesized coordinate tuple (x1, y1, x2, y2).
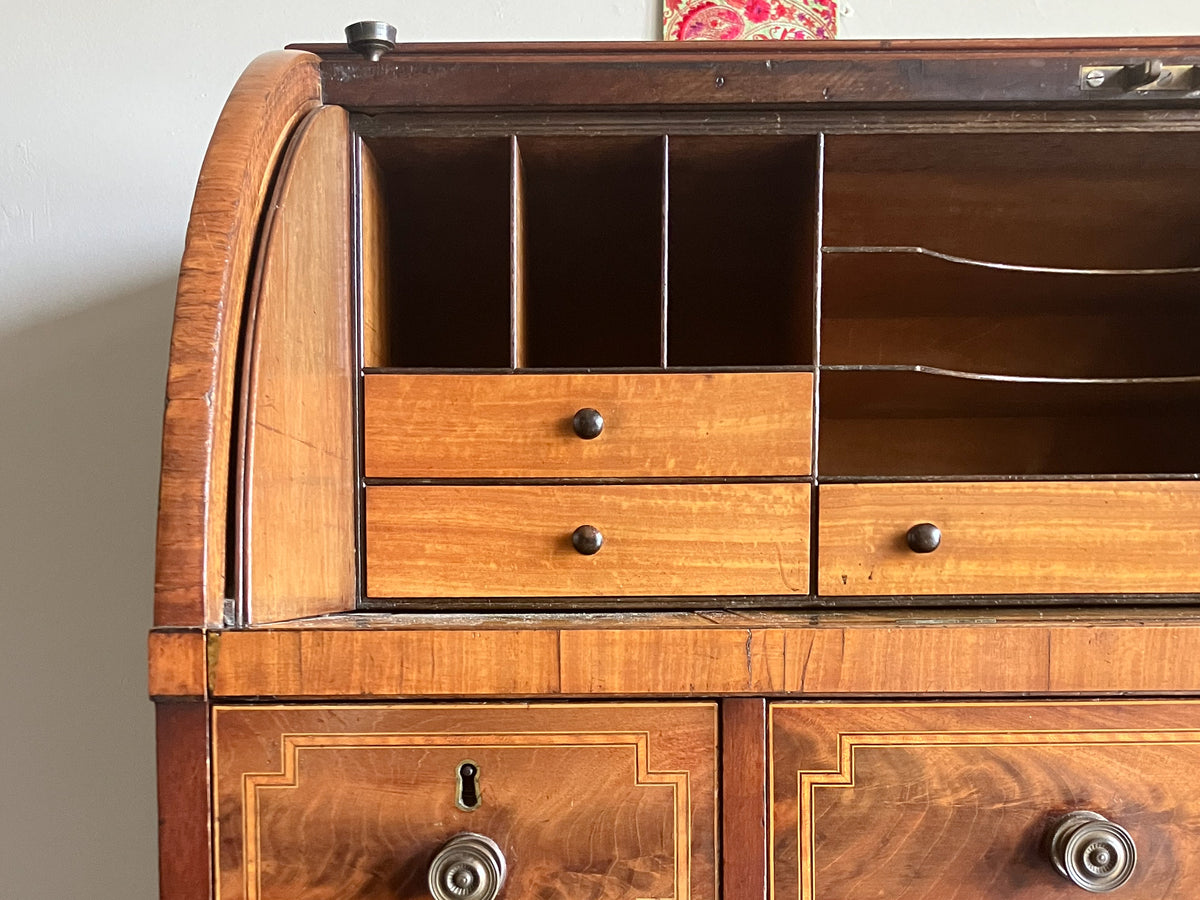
(819, 368, 1200, 478)
(823, 132, 1200, 271)
(667, 135, 819, 367)
(516, 136, 666, 368)
(821, 248, 1200, 378)
(359, 136, 513, 368)
(357, 127, 823, 372)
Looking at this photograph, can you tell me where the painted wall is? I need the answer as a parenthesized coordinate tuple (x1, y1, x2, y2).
(3, 2, 1199, 896)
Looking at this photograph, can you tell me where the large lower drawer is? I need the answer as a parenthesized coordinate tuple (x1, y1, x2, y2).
(771, 700, 1200, 900)
(214, 703, 717, 900)
(365, 482, 811, 598)
(363, 372, 813, 478)
(818, 481, 1200, 596)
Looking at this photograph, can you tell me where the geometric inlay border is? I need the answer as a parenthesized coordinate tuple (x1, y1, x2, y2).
(230, 730, 690, 900)
(786, 729, 1200, 900)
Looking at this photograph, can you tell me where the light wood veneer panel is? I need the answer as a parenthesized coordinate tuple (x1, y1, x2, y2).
(819, 481, 1200, 596)
(781, 624, 1050, 693)
(559, 628, 787, 693)
(772, 701, 1200, 900)
(363, 372, 813, 478)
(214, 703, 717, 900)
(194, 613, 1200, 698)
(148, 632, 206, 699)
(366, 482, 811, 598)
(209, 629, 560, 697)
(239, 105, 355, 623)
(156, 51, 320, 626)
(359, 139, 389, 368)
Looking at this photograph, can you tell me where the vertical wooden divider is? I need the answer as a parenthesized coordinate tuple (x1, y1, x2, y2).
(359, 137, 389, 369)
(722, 698, 769, 900)
(810, 132, 826, 595)
(660, 134, 671, 368)
(156, 702, 212, 900)
(511, 135, 527, 369)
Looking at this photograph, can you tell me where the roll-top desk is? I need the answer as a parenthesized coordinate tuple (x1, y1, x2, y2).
(151, 32, 1200, 899)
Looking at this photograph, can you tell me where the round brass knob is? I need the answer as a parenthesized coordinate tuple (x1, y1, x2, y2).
(572, 408, 604, 440)
(905, 522, 942, 553)
(428, 833, 507, 900)
(1048, 811, 1136, 893)
(572, 524, 604, 555)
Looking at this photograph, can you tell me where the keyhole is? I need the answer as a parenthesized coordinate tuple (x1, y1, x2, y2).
(456, 761, 481, 811)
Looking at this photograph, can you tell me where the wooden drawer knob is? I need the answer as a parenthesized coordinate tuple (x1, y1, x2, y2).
(905, 522, 942, 553)
(428, 832, 507, 900)
(1048, 811, 1137, 893)
(572, 524, 604, 555)
(572, 407, 604, 440)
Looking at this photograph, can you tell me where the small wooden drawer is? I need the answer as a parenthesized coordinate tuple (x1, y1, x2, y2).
(366, 482, 810, 598)
(214, 703, 717, 900)
(363, 372, 813, 478)
(818, 481, 1200, 596)
(772, 700, 1200, 900)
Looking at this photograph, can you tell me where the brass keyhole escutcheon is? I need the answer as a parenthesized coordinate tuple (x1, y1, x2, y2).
(456, 760, 481, 811)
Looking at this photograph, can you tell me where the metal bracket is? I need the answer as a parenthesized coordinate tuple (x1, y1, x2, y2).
(1081, 60, 1199, 93)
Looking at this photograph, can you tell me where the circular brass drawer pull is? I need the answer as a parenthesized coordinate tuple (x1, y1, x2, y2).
(1048, 811, 1137, 893)
(428, 832, 507, 900)
(572, 407, 605, 440)
(572, 524, 604, 555)
(905, 522, 942, 553)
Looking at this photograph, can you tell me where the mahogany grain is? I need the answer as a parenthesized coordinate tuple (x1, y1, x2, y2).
(722, 699, 768, 900)
(157, 703, 212, 900)
(772, 701, 1200, 900)
(213, 704, 718, 900)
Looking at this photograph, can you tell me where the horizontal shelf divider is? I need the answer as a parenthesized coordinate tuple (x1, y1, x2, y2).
(819, 364, 1200, 384)
(815, 473, 1200, 483)
(364, 476, 815, 486)
(358, 594, 1200, 612)
(363, 364, 815, 375)
(234, 606, 1200, 631)
(822, 244, 1200, 275)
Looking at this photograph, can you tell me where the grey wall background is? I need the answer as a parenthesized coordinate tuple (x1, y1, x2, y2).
(4, 2, 1200, 896)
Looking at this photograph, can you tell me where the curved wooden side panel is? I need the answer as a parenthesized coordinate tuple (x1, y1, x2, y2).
(239, 105, 355, 624)
(156, 50, 321, 626)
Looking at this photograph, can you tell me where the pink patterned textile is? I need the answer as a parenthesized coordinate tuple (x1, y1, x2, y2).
(664, 0, 837, 40)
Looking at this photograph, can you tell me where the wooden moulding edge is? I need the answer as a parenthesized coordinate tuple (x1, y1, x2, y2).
(165, 616, 1200, 700)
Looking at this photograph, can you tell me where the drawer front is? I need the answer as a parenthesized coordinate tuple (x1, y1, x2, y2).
(363, 372, 813, 478)
(771, 701, 1200, 900)
(214, 703, 717, 900)
(366, 482, 811, 598)
(818, 481, 1200, 596)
